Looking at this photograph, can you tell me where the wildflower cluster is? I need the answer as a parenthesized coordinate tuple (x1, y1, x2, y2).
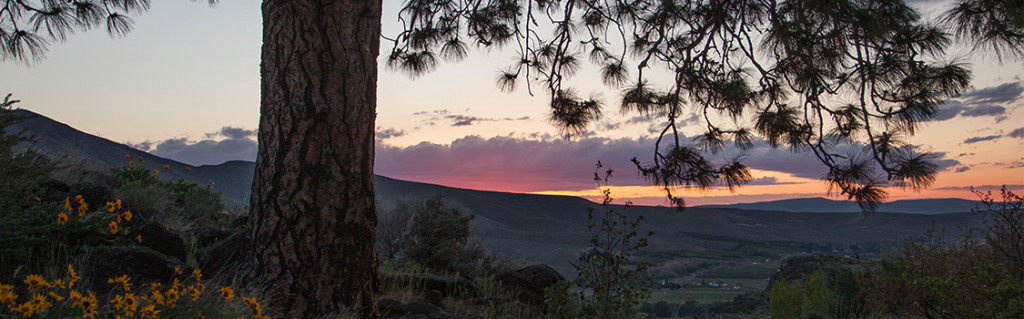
(0, 266, 268, 319)
(0, 265, 95, 318)
(57, 193, 133, 238)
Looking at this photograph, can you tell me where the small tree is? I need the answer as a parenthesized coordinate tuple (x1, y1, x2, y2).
(397, 196, 476, 275)
(770, 278, 804, 319)
(551, 162, 653, 319)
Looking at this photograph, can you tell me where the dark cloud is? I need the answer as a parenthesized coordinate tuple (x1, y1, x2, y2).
(134, 127, 258, 166)
(376, 127, 407, 139)
(955, 166, 971, 173)
(959, 81, 1024, 105)
(745, 176, 800, 186)
(963, 134, 1002, 144)
(1009, 127, 1024, 139)
(931, 82, 1023, 121)
(928, 101, 965, 121)
(960, 104, 1007, 117)
(204, 126, 256, 140)
(413, 109, 530, 127)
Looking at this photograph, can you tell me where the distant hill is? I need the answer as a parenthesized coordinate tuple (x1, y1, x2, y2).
(697, 197, 980, 214)
(7, 109, 987, 274)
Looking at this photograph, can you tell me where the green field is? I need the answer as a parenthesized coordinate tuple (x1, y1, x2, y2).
(698, 261, 781, 279)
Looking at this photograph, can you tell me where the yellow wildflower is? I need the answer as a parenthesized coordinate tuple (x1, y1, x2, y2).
(140, 304, 160, 319)
(32, 195, 40, 202)
(154, 169, 159, 175)
(107, 201, 116, 213)
(80, 291, 99, 315)
(124, 210, 133, 221)
(68, 265, 81, 287)
(64, 197, 72, 211)
(163, 164, 170, 169)
(69, 290, 83, 308)
(186, 167, 191, 172)
(242, 296, 263, 317)
(16, 294, 52, 317)
(188, 285, 201, 301)
(117, 199, 122, 209)
(123, 293, 139, 315)
(0, 284, 17, 306)
(57, 212, 68, 225)
(147, 283, 165, 306)
(109, 221, 119, 234)
(165, 287, 180, 308)
(112, 293, 139, 316)
(47, 291, 64, 301)
(129, 161, 135, 167)
(24, 274, 49, 291)
(174, 266, 182, 275)
(16, 300, 34, 317)
(125, 154, 131, 159)
(193, 268, 203, 281)
(76, 195, 88, 216)
(108, 274, 131, 291)
(137, 234, 143, 243)
(53, 279, 66, 289)
(218, 286, 234, 300)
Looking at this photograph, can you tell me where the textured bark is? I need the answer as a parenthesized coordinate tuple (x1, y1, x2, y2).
(250, 1, 381, 317)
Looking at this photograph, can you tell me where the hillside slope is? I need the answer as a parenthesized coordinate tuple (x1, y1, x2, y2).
(7, 109, 985, 273)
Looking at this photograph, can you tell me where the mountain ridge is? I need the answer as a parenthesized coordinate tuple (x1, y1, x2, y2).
(7, 108, 987, 273)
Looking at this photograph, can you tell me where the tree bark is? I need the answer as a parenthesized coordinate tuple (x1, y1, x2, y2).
(250, 1, 381, 317)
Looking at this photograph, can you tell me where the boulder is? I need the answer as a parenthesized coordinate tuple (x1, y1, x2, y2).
(424, 289, 444, 309)
(69, 181, 114, 213)
(82, 245, 188, 292)
(497, 264, 565, 306)
(35, 179, 70, 203)
(196, 231, 249, 276)
(133, 221, 188, 262)
(377, 298, 406, 318)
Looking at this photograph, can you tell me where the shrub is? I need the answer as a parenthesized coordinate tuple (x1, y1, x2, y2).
(866, 187, 1024, 318)
(396, 196, 476, 275)
(769, 278, 804, 319)
(547, 163, 653, 319)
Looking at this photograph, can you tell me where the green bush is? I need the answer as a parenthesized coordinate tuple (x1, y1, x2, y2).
(396, 196, 476, 275)
(0, 97, 122, 280)
(770, 278, 804, 319)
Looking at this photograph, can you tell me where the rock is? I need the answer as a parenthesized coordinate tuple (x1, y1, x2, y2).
(82, 246, 188, 292)
(424, 289, 444, 309)
(402, 302, 446, 318)
(69, 181, 114, 213)
(196, 231, 249, 276)
(185, 226, 234, 248)
(134, 221, 188, 262)
(497, 264, 565, 306)
(36, 179, 70, 203)
(377, 298, 406, 318)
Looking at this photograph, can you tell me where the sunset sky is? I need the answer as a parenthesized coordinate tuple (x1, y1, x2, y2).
(1, 0, 1021, 206)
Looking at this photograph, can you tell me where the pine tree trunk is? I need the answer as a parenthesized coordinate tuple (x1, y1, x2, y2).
(249, 1, 381, 317)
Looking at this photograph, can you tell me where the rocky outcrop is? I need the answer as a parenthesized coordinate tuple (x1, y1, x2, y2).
(82, 245, 189, 292)
(497, 264, 565, 306)
(134, 221, 188, 262)
(196, 231, 249, 276)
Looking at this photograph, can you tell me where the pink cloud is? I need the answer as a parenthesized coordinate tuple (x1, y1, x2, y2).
(375, 135, 652, 192)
